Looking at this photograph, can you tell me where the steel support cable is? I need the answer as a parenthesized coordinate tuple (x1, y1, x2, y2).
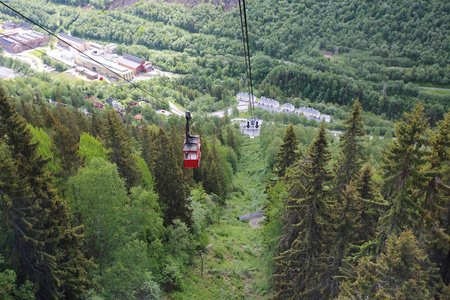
(241, 0, 256, 120)
(238, 0, 254, 120)
(0, 1, 172, 110)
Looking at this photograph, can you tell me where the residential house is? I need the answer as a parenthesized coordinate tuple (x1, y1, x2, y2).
(281, 103, 295, 113)
(236, 92, 256, 103)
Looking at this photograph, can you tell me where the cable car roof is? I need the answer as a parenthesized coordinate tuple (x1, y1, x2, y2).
(183, 135, 200, 152)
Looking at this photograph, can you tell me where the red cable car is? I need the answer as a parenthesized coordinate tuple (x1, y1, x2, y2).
(183, 112, 201, 168)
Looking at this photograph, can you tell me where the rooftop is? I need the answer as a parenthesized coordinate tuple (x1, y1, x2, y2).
(183, 135, 200, 152)
(59, 33, 84, 45)
(123, 53, 144, 63)
(78, 53, 132, 75)
(118, 56, 142, 69)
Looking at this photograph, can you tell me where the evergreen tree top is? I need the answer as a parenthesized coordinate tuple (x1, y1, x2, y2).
(273, 123, 302, 178)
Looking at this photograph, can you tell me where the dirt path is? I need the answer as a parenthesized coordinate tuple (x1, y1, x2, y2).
(249, 217, 263, 228)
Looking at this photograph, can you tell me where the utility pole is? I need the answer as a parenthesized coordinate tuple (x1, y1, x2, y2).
(382, 81, 387, 100)
(201, 256, 204, 276)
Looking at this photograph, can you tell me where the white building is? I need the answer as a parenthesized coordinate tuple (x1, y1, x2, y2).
(236, 92, 256, 102)
(295, 107, 320, 118)
(259, 96, 279, 108)
(281, 103, 295, 113)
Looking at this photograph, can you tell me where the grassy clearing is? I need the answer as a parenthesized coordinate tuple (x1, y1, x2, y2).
(420, 88, 450, 96)
(29, 50, 43, 59)
(168, 138, 271, 299)
(417, 82, 450, 89)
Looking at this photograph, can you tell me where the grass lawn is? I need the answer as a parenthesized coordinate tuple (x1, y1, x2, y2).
(54, 72, 82, 82)
(29, 50, 43, 59)
(168, 138, 272, 299)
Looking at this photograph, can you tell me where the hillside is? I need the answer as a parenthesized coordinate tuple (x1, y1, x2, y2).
(1, 0, 448, 124)
(108, 0, 239, 11)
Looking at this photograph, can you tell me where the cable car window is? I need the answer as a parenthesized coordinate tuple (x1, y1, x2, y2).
(190, 153, 197, 160)
(185, 153, 189, 159)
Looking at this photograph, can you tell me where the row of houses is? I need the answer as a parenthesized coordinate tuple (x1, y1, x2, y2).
(236, 92, 257, 103)
(0, 30, 50, 53)
(238, 94, 332, 123)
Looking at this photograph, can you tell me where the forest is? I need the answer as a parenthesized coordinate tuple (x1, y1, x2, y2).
(1, 80, 449, 299)
(0, 0, 449, 299)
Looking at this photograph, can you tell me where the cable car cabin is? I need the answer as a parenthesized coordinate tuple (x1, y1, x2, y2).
(183, 135, 201, 168)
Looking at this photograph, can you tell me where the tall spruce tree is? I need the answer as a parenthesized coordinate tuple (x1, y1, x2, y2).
(226, 126, 238, 154)
(51, 120, 85, 194)
(141, 125, 155, 169)
(90, 111, 104, 139)
(201, 136, 227, 202)
(333, 100, 366, 195)
(103, 110, 142, 190)
(337, 231, 442, 300)
(149, 128, 192, 227)
(329, 181, 363, 297)
(273, 124, 302, 178)
(274, 122, 333, 299)
(356, 164, 384, 243)
(377, 102, 431, 250)
(0, 87, 93, 299)
(423, 112, 450, 280)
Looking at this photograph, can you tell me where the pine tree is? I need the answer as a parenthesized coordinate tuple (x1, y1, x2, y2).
(20, 98, 33, 124)
(356, 164, 384, 243)
(329, 181, 363, 297)
(90, 111, 104, 139)
(217, 127, 225, 145)
(377, 102, 431, 250)
(273, 123, 302, 178)
(274, 122, 333, 299)
(0, 87, 93, 299)
(141, 125, 155, 169)
(333, 99, 366, 195)
(337, 230, 442, 300)
(149, 128, 192, 227)
(424, 112, 450, 281)
(103, 110, 142, 190)
(201, 136, 227, 202)
(76, 111, 90, 134)
(226, 126, 237, 154)
(51, 120, 85, 194)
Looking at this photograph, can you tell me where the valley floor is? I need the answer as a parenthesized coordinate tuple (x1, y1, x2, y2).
(168, 138, 271, 299)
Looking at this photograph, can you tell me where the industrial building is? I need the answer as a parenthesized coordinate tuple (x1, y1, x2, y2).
(118, 53, 152, 74)
(57, 33, 90, 52)
(0, 30, 49, 53)
(75, 53, 134, 82)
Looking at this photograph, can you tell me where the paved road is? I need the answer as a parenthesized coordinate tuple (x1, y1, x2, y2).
(419, 86, 450, 91)
(210, 101, 250, 117)
(169, 101, 185, 116)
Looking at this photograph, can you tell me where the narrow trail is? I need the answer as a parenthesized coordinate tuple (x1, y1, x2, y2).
(249, 217, 263, 228)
